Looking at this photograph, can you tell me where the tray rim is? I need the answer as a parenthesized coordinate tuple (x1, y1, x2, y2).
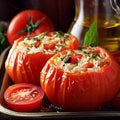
(1, 47, 120, 119)
(1, 72, 117, 119)
(1, 102, 120, 119)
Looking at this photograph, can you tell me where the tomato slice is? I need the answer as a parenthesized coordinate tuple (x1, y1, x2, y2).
(4, 83, 44, 112)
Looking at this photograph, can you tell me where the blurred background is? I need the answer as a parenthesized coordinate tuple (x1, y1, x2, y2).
(0, 0, 75, 32)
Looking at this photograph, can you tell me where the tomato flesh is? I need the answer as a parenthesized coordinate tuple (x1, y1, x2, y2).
(84, 62, 94, 68)
(4, 83, 44, 112)
(44, 43, 56, 50)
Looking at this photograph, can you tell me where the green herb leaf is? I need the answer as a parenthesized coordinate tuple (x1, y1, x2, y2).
(51, 31, 65, 37)
(0, 25, 9, 53)
(57, 31, 65, 36)
(83, 21, 98, 47)
(27, 32, 47, 41)
(60, 55, 68, 61)
(38, 32, 47, 40)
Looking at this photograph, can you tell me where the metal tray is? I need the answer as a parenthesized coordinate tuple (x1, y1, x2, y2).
(1, 47, 120, 120)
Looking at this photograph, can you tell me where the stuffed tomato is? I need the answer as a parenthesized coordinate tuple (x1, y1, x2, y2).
(40, 46, 120, 111)
(5, 32, 79, 85)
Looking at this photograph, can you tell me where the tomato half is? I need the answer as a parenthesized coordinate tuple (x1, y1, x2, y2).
(40, 47, 120, 111)
(7, 9, 55, 45)
(4, 83, 44, 112)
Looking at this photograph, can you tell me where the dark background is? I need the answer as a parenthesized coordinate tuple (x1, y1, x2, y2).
(0, 0, 75, 119)
(0, 0, 75, 32)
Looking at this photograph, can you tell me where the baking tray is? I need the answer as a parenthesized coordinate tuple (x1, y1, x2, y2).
(1, 47, 120, 120)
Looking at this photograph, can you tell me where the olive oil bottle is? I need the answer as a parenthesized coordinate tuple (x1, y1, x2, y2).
(68, 0, 120, 52)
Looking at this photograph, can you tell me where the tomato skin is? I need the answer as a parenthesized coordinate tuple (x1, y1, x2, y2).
(7, 9, 55, 45)
(40, 47, 120, 111)
(112, 92, 120, 110)
(4, 83, 44, 112)
(5, 33, 79, 85)
(111, 50, 120, 65)
(111, 90, 120, 110)
(5, 37, 52, 85)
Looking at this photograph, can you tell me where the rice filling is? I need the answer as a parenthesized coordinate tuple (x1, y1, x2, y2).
(54, 48, 110, 73)
(16, 32, 74, 54)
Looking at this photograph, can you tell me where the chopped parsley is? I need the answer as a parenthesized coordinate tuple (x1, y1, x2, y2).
(27, 32, 47, 41)
(50, 31, 65, 38)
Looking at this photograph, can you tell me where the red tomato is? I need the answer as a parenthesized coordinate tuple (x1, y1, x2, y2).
(84, 62, 94, 68)
(106, 51, 120, 110)
(44, 43, 56, 50)
(5, 32, 79, 85)
(71, 56, 78, 64)
(5, 37, 53, 85)
(7, 9, 55, 45)
(4, 83, 44, 112)
(111, 50, 120, 65)
(40, 47, 120, 111)
(111, 90, 120, 110)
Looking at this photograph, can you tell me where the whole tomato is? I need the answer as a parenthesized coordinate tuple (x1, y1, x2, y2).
(7, 9, 55, 45)
(40, 47, 120, 111)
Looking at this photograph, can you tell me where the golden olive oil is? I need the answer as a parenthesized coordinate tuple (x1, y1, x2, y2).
(68, 0, 120, 52)
(98, 23, 120, 51)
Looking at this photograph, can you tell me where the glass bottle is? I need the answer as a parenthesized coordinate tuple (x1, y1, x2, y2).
(68, 0, 120, 52)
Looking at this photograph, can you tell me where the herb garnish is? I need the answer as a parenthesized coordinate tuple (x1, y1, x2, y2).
(38, 32, 47, 40)
(51, 31, 65, 38)
(83, 21, 98, 47)
(88, 53, 103, 61)
(60, 55, 68, 61)
(60, 54, 71, 61)
(0, 25, 9, 53)
(63, 56, 71, 63)
(92, 54, 102, 59)
(57, 31, 65, 36)
(27, 32, 47, 41)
